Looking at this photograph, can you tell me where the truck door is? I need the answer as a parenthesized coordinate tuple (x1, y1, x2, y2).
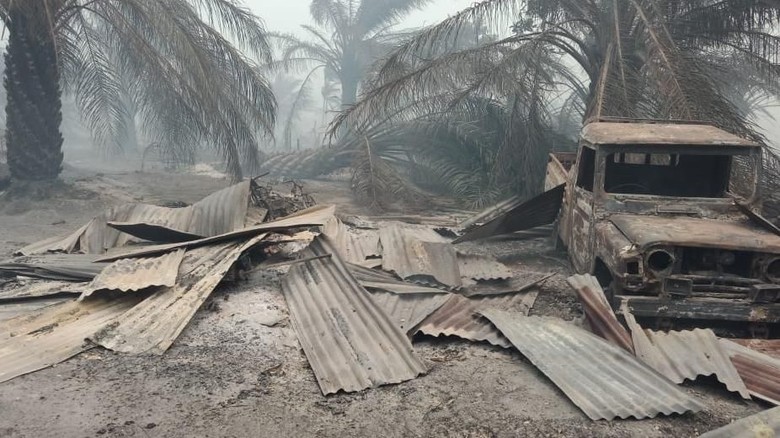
(568, 146, 596, 273)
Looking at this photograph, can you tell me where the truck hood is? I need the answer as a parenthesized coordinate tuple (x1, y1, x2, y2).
(609, 214, 780, 253)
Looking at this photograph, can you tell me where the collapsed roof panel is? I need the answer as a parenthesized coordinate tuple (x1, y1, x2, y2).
(480, 311, 705, 420)
(0, 294, 145, 383)
(81, 249, 186, 298)
(378, 223, 460, 288)
(91, 235, 266, 355)
(416, 291, 538, 348)
(282, 236, 426, 395)
(624, 313, 749, 399)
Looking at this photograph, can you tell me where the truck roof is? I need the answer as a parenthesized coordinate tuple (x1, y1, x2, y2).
(581, 122, 759, 147)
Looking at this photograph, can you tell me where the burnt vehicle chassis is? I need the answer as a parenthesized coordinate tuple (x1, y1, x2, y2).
(549, 120, 780, 336)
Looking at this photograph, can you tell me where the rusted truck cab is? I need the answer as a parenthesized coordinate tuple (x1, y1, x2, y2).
(549, 120, 780, 334)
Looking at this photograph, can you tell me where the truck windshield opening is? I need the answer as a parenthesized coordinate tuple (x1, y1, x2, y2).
(604, 152, 731, 197)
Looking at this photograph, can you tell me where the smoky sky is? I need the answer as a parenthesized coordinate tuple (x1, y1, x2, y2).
(244, 0, 475, 35)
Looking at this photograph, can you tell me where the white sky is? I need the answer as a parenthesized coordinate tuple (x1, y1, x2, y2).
(244, 0, 475, 36)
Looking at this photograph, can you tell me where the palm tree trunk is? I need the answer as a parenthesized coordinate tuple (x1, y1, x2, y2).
(4, 7, 64, 181)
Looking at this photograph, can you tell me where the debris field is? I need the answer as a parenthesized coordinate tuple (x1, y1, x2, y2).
(1, 179, 779, 436)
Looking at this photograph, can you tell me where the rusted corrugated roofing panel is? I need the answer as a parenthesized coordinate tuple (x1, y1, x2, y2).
(699, 406, 780, 437)
(18, 181, 252, 255)
(379, 223, 460, 288)
(96, 205, 335, 262)
(367, 291, 451, 335)
(322, 218, 379, 264)
(581, 122, 757, 146)
(460, 272, 554, 297)
(106, 222, 203, 243)
(0, 280, 82, 300)
(0, 297, 71, 322)
(720, 339, 780, 405)
(732, 339, 780, 360)
(567, 274, 633, 353)
(416, 291, 538, 348)
(624, 313, 748, 398)
(81, 250, 186, 297)
(91, 235, 266, 355)
(282, 236, 426, 395)
(457, 253, 512, 281)
(0, 254, 106, 282)
(0, 294, 145, 383)
(460, 195, 524, 230)
(453, 184, 565, 244)
(480, 311, 705, 420)
(348, 263, 446, 294)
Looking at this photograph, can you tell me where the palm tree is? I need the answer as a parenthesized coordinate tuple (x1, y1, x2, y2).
(333, 0, 780, 198)
(1, 0, 276, 183)
(272, 0, 431, 112)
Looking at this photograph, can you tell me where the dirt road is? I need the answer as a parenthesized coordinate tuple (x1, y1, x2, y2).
(0, 168, 767, 437)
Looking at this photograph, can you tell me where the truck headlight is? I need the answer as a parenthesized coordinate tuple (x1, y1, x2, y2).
(765, 257, 780, 282)
(647, 249, 675, 273)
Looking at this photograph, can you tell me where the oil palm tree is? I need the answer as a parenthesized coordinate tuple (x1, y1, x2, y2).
(272, 0, 430, 112)
(1, 0, 276, 183)
(333, 0, 780, 198)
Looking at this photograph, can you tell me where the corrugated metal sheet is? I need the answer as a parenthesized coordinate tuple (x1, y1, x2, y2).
(416, 291, 539, 348)
(453, 184, 565, 244)
(367, 291, 451, 335)
(106, 222, 203, 243)
(91, 235, 266, 355)
(348, 263, 446, 294)
(282, 236, 426, 395)
(567, 274, 633, 353)
(699, 406, 780, 438)
(480, 310, 706, 420)
(96, 205, 335, 262)
(460, 195, 524, 230)
(0, 297, 72, 322)
(379, 223, 460, 288)
(720, 339, 780, 405)
(0, 279, 82, 300)
(624, 312, 748, 398)
(321, 218, 379, 264)
(461, 272, 554, 297)
(457, 253, 512, 281)
(18, 181, 252, 255)
(732, 339, 780, 360)
(81, 250, 186, 297)
(0, 294, 145, 383)
(0, 254, 106, 282)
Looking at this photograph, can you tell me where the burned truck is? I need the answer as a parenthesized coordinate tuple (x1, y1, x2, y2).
(547, 119, 780, 335)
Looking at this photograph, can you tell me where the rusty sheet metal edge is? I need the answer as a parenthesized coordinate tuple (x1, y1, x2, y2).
(282, 236, 426, 395)
(456, 253, 513, 281)
(17, 181, 252, 256)
(0, 294, 145, 383)
(107, 222, 204, 243)
(623, 312, 749, 398)
(367, 291, 452, 335)
(321, 218, 379, 264)
(90, 235, 267, 355)
(699, 406, 780, 438)
(720, 339, 780, 405)
(416, 292, 539, 348)
(378, 223, 461, 288)
(453, 184, 565, 244)
(480, 311, 705, 421)
(80, 249, 186, 298)
(95, 205, 335, 262)
(567, 274, 633, 353)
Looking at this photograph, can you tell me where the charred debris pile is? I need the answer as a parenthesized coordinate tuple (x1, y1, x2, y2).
(0, 180, 778, 433)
